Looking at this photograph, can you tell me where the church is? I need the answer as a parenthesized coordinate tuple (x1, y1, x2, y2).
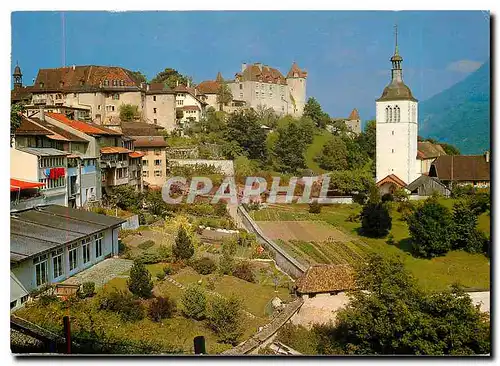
(375, 27, 421, 194)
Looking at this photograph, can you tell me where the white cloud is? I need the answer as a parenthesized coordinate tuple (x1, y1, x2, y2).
(446, 60, 482, 73)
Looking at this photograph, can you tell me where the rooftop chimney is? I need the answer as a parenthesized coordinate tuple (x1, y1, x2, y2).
(176, 80, 179, 87)
(485, 151, 490, 163)
(241, 63, 247, 73)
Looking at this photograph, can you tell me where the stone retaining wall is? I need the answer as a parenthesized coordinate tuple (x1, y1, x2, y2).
(237, 206, 308, 279)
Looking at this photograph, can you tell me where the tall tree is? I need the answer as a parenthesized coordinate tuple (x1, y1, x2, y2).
(225, 110, 267, 160)
(451, 201, 486, 253)
(151, 68, 193, 89)
(119, 104, 139, 122)
(303, 97, 326, 128)
(208, 295, 243, 345)
(407, 198, 453, 258)
(360, 202, 392, 238)
(316, 136, 349, 171)
(127, 260, 153, 299)
(273, 121, 307, 173)
(216, 82, 233, 111)
(11, 103, 24, 146)
(357, 120, 376, 160)
(129, 70, 147, 84)
(173, 226, 194, 260)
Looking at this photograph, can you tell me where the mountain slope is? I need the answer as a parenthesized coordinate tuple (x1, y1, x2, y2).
(418, 60, 490, 155)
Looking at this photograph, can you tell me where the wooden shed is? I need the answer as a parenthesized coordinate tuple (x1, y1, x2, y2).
(406, 175, 451, 197)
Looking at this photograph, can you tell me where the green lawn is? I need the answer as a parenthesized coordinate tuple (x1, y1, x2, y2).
(304, 131, 331, 174)
(250, 199, 491, 292)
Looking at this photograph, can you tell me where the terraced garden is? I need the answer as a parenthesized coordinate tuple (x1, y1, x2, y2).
(250, 200, 491, 292)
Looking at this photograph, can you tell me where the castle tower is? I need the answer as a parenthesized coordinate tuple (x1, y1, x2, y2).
(13, 62, 22, 90)
(286, 62, 307, 117)
(376, 25, 419, 186)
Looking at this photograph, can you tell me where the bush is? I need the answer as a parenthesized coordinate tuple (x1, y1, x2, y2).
(207, 295, 243, 345)
(98, 290, 145, 322)
(138, 240, 155, 250)
(309, 200, 322, 214)
(95, 207, 107, 215)
(468, 192, 490, 215)
(381, 193, 394, 203)
(157, 245, 172, 262)
(163, 264, 174, 276)
(451, 201, 487, 254)
(137, 251, 162, 264)
(213, 201, 228, 217)
(206, 276, 217, 290)
(148, 296, 176, 322)
(451, 184, 474, 198)
(128, 260, 153, 299)
(181, 285, 207, 320)
(232, 261, 255, 283)
(78, 282, 96, 299)
(173, 226, 194, 260)
(156, 272, 166, 281)
(38, 294, 59, 306)
(218, 252, 234, 275)
(191, 257, 217, 275)
(393, 188, 409, 202)
(408, 199, 453, 258)
(185, 203, 215, 217)
(386, 233, 395, 246)
(360, 203, 392, 238)
(237, 232, 256, 247)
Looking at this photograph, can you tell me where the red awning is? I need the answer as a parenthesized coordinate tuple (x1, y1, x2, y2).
(10, 178, 45, 192)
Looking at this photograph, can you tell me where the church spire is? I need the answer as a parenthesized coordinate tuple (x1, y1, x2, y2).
(390, 24, 403, 83)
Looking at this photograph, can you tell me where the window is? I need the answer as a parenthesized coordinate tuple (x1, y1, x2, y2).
(69, 243, 79, 271)
(39, 82, 44, 88)
(239, 84, 243, 90)
(154, 170, 162, 177)
(21, 295, 29, 304)
(239, 93, 243, 99)
(394, 105, 400, 122)
(154, 118, 158, 124)
(10, 301, 17, 309)
(112, 80, 117, 86)
(34, 255, 48, 287)
(143, 170, 149, 178)
(95, 233, 103, 258)
(153, 108, 157, 114)
(98, 105, 101, 110)
(103, 80, 109, 86)
(153, 96, 157, 102)
(82, 237, 91, 264)
(392, 131, 395, 135)
(389, 107, 393, 122)
(142, 159, 148, 167)
(392, 149, 395, 153)
(154, 159, 161, 166)
(52, 248, 63, 279)
(74, 93, 77, 97)
(176, 100, 183, 106)
(113, 93, 119, 100)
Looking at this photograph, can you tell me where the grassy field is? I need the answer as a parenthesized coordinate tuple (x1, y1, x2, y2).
(250, 200, 491, 292)
(304, 131, 331, 174)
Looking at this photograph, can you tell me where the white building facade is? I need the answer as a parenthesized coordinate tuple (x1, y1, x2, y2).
(376, 33, 419, 186)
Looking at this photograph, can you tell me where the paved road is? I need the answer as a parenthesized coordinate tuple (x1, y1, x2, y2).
(468, 292, 490, 313)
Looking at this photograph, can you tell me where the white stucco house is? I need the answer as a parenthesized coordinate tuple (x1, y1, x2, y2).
(10, 205, 125, 311)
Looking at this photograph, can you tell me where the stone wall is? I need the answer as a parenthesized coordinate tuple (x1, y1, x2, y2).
(237, 206, 308, 279)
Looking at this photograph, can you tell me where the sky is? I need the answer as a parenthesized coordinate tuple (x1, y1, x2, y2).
(11, 11, 490, 121)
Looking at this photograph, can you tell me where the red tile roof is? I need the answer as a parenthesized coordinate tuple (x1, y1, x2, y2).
(286, 62, 308, 78)
(129, 152, 145, 158)
(10, 178, 44, 192)
(31, 65, 140, 93)
(46, 113, 122, 136)
(376, 174, 407, 188)
(131, 136, 168, 148)
(236, 63, 287, 85)
(15, 117, 51, 136)
(180, 105, 200, 111)
(100, 146, 132, 154)
(348, 108, 360, 120)
(197, 80, 220, 95)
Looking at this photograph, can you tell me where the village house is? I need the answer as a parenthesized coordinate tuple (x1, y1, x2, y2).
(196, 72, 247, 113)
(143, 83, 176, 130)
(132, 136, 168, 190)
(173, 83, 207, 127)
(295, 264, 356, 298)
(10, 205, 125, 311)
(429, 153, 491, 188)
(416, 141, 447, 176)
(13, 114, 100, 208)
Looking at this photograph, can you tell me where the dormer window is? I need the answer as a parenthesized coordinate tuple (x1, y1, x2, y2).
(39, 82, 44, 88)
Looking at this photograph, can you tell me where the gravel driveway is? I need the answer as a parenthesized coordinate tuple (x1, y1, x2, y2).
(61, 258, 133, 289)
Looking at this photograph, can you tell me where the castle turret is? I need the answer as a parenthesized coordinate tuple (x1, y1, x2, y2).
(286, 62, 307, 117)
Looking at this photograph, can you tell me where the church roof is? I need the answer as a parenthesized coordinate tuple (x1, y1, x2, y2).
(286, 62, 308, 78)
(377, 80, 417, 102)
